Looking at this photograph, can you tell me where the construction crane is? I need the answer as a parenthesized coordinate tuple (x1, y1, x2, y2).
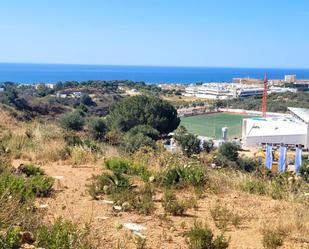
(262, 73, 267, 117)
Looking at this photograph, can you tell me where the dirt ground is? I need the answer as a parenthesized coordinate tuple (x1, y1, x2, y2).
(13, 160, 309, 249)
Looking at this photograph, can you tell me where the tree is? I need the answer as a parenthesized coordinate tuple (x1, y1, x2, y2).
(107, 95, 180, 135)
(127, 125, 160, 140)
(88, 118, 107, 140)
(174, 126, 201, 157)
(218, 142, 240, 161)
(60, 111, 85, 131)
(80, 93, 94, 106)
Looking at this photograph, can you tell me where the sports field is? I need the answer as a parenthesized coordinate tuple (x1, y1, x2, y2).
(180, 113, 254, 139)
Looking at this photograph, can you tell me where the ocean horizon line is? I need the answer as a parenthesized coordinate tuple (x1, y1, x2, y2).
(1, 62, 309, 71)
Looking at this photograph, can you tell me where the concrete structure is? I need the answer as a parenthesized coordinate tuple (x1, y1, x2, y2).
(242, 107, 309, 149)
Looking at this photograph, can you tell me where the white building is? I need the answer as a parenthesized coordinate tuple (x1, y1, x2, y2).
(242, 107, 309, 149)
(284, 74, 296, 83)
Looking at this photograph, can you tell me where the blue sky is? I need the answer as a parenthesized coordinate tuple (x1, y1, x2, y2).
(0, 0, 308, 68)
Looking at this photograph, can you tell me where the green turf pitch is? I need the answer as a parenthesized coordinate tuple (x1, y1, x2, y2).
(180, 113, 254, 139)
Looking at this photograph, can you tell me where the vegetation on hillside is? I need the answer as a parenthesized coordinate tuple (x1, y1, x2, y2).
(215, 91, 309, 112)
(0, 82, 308, 248)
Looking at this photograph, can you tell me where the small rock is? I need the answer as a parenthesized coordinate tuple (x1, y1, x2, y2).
(39, 204, 49, 209)
(21, 244, 36, 249)
(113, 205, 122, 211)
(149, 176, 155, 183)
(124, 223, 146, 232)
(103, 185, 111, 194)
(133, 231, 147, 239)
(103, 200, 114, 204)
(52, 176, 64, 180)
(96, 216, 109, 221)
(122, 202, 132, 211)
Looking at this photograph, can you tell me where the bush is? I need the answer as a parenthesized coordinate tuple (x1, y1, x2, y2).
(236, 157, 260, 172)
(262, 230, 284, 249)
(0, 226, 21, 249)
(240, 178, 267, 195)
(128, 125, 160, 140)
(174, 126, 201, 157)
(60, 111, 85, 131)
(159, 163, 206, 188)
(28, 175, 54, 197)
(299, 165, 309, 182)
(162, 190, 187, 216)
(35, 218, 93, 249)
(88, 118, 107, 140)
(18, 164, 45, 177)
(0, 173, 34, 202)
(121, 132, 156, 154)
(87, 172, 131, 199)
(218, 142, 239, 162)
(185, 221, 229, 249)
(105, 157, 151, 181)
(112, 184, 155, 215)
(80, 93, 94, 106)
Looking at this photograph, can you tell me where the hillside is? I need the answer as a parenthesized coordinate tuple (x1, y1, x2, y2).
(0, 94, 308, 249)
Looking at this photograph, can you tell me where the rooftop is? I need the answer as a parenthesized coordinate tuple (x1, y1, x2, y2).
(288, 107, 309, 124)
(244, 117, 307, 137)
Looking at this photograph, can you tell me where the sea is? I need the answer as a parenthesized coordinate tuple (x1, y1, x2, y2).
(1, 63, 309, 84)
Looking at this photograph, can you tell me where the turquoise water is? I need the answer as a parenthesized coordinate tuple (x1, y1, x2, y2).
(1, 63, 309, 84)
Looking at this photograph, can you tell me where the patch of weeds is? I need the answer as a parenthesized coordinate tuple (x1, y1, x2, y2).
(133, 234, 147, 249)
(162, 190, 187, 216)
(112, 184, 155, 215)
(0, 226, 21, 249)
(159, 162, 207, 188)
(27, 175, 54, 197)
(35, 218, 93, 249)
(105, 157, 151, 181)
(184, 221, 229, 249)
(0, 173, 35, 202)
(210, 203, 243, 231)
(240, 178, 267, 195)
(18, 164, 45, 177)
(87, 172, 131, 199)
(262, 230, 284, 249)
(210, 204, 231, 231)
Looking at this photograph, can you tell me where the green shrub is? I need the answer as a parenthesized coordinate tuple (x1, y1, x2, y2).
(105, 158, 131, 174)
(236, 157, 260, 172)
(28, 175, 54, 197)
(88, 118, 107, 140)
(0, 226, 21, 249)
(262, 230, 284, 249)
(105, 157, 151, 181)
(299, 165, 309, 182)
(162, 190, 187, 216)
(0, 173, 34, 202)
(18, 164, 45, 177)
(128, 125, 160, 140)
(174, 126, 201, 157)
(35, 218, 93, 249)
(218, 142, 239, 162)
(87, 172, 131, 199)
(112, 184, 155, 215)
(185, 221, 229, 249)
(241, 179, 267, 195)
(121, 132, 156, 154)
(159, 163, 206, 188)
(60, 111, 85, 131)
